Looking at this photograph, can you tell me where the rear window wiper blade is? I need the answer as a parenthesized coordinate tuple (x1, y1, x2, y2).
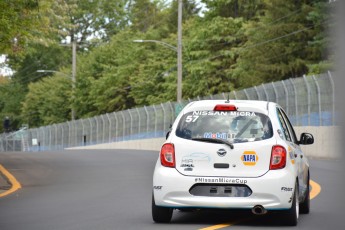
(191, 137, 234, 149)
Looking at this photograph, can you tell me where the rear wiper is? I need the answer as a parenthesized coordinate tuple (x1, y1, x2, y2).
(191, 137, 234, 149)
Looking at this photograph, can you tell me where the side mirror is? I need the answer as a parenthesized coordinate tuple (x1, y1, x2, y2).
(299, 133, 314, 145)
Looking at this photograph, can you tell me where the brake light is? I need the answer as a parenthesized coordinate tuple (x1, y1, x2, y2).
(214, 104, 237, 111)
(270, 145, 287, 170)
(160, 143, 175, 168)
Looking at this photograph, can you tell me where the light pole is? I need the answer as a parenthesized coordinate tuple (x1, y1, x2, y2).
(37, 70, 75, 120)
(71, 41, 77, 120)
(177, 0, 183, 102)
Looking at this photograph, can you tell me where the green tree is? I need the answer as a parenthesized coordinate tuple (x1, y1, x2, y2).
(201, 0, 263, 20)
(48, 0, 129, 46)
(166, 0, 201, 32)
(0, 80, 26, 131)
(305, 1, 333, 74)
(5, 0, 132, 126)
(128, 35, 177, 105)
(9, 43, 71, 88)
(231, 0, 330, 87)
(21, 75, 72, 127)
(75, 30, 142, 116)
(128, 0, 167, 33)
(0, 0, 43, 54)
(182, 16, 245, 97)
(0, 0, 332, 129)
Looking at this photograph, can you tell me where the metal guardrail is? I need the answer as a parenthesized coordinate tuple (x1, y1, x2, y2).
(0, 72, 335, 152)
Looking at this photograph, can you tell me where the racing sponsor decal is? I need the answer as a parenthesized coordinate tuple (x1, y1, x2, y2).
(182, 153, 211, 163)
(241, 151, 259, 166)
(288, 146, 295, 164)
(184, 167, 193, 171)
(203, 132, 236, 140)
(185, 115, 199, 123)
(204, 132, 227, 140)
(194, 177, 248, 184)
(180, 163, 195, 168)
(281, 187, 293, 192)
(153, 186, 163, 190)
(180, 161, 195, 171)
(180, 153, 211, 171)
(192, 111, 256, 116)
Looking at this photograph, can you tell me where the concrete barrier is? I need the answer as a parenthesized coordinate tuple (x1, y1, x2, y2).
(69, 126, 342, 159)
(69, 137, 165, 152)
(295, 126, 341, 159)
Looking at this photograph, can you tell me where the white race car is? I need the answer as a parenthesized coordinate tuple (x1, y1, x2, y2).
(152, 100, 314, 226)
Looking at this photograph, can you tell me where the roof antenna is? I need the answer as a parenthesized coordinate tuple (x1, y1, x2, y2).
(225, 92, 230, 103)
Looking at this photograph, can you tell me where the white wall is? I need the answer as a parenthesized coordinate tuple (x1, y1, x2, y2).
(69, 126, 342, 159)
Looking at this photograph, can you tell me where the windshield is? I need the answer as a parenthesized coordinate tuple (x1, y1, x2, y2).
(176, 110, 273, 143)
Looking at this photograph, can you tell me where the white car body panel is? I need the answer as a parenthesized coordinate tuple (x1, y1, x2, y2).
(153, 165, 295, 210)
(173, 136, 276, 177)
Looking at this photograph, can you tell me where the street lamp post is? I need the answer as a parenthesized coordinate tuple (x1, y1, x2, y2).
(71, 41, 77, 121)
(177, 0, 183, 102)
(37, 70, 75, 120)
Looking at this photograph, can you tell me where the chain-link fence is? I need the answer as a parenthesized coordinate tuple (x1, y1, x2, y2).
(0, 127, 28, 152)
(0, 72, 335, 152)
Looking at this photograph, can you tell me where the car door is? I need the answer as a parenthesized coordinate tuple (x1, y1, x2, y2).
(276, 108, 307, 195)
(279, 108, 309, 193)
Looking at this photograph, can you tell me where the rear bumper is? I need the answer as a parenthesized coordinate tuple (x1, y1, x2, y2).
(153, 165, 296, 210)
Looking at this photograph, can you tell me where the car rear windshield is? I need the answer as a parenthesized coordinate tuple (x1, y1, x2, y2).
(176, 110, 273, 143)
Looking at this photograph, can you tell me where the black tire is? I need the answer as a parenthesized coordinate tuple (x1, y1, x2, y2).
(282, 182, 299, 226)
(299, 173, 310, 214)
(152, 194, 173, 223)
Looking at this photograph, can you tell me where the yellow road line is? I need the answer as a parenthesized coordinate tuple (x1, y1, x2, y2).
(200, 224, 234, 230)
(0, 164, 22, 198)
(310, 179, 321, 199)
(199, 180, 322, 230)
(199, 220, 246, 230)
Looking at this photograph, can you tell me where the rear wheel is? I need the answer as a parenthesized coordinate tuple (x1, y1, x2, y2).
(282, 182, 299, 226)
(299, 173, 310, 214)
(152, 194, 173, 223)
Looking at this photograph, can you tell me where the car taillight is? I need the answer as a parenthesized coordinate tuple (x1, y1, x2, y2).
(160, 143, 175, 168)
(270, 145, 287, 170)
(214, 104, 237, 111)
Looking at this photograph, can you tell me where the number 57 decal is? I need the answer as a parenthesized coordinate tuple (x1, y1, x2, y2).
(185, 115, 199, 123)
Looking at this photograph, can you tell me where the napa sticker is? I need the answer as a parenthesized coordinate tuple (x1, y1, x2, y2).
(241, 151, 259, 166)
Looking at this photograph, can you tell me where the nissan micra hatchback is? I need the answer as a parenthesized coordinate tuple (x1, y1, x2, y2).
(152, 100, 314, 226)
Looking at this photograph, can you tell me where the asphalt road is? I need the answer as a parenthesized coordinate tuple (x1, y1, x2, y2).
(0, 149, 344, 230)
